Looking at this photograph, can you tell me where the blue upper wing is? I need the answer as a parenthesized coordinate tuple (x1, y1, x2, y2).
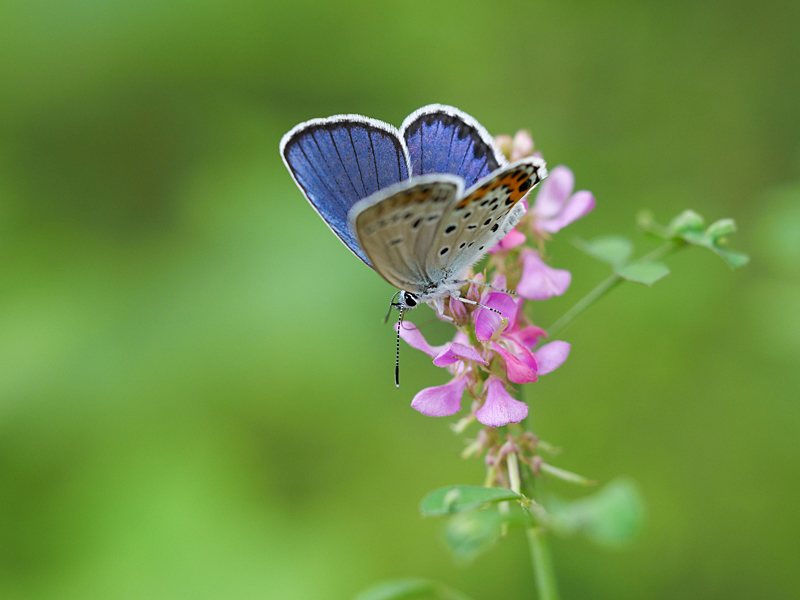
(400, 105, 507, 188)
(280, 115, 410, 266)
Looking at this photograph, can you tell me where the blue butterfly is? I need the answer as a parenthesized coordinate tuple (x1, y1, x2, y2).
(280, 105, 547, 384)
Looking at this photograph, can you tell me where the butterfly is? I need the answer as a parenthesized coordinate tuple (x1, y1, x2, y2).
(280, 104, 547, 385)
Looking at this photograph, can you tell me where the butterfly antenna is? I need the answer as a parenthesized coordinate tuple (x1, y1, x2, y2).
(395, 309, 405, 389)
(384, 291, 401, 324)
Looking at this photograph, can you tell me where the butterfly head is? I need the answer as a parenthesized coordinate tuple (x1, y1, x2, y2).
(398, 291, 419, 312)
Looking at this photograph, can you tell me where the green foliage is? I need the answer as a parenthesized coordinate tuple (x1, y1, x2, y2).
(614, 262, 670, 286)
(573, 236, 634, 266)
(574, 236, 670, 286)
(419, 485, 521, 517)
(444, 506, 533, 561)
(354, 579, 473, 600)
(548, 479, 645, 548)
(641, 209, 750, 269)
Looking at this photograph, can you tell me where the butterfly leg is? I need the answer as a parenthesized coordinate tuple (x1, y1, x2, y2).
(383, 291, 402, 324)
(455, 279, 517, 295)
(457, 296, 503, 315)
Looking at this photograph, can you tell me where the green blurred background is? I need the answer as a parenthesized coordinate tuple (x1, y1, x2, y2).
(1, 0, 799, 598)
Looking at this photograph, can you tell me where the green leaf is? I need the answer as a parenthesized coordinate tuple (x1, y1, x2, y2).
(548, 479, 645, 548)
(705, 218, 737, 240)
(668, 210, 705, 234)
(445, 509, 503, 561)
(713, 246, 750, 268)
(420, 485, 521, 517)
(574, 236, 634, 266)
(614, 261, 670, 285)
(354, 579, 473, 600)
(443, 506, 534, 562)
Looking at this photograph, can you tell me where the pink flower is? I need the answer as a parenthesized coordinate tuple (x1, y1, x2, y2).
(474, 293, 538, 384)
(492, 342, 538, 384)
(489, 228, 526, 253)
(474, 292, 571, 384)
(534, 340, 571, 375)
(532, 165, 595, 234)
(398, 322, 488, 417)
(398, 286, 571, 423)
(474, 292, 518, 342)
(411, 376, 470, 417)
(510, 130, 534, 162)
(516, 249, 571, 300)
(475, 377, 529, 427)
(494, 130, 535, 162)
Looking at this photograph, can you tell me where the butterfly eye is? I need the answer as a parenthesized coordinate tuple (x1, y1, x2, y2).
(402, 293, 418, 308)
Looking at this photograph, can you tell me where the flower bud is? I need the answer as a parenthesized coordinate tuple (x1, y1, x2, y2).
(511, 130, 534, 161)
(494, 134, 513, 160)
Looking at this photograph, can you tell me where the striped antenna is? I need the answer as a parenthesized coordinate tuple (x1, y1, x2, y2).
(395, 309, 405, 389)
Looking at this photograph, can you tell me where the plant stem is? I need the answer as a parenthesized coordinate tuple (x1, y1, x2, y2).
(527, 528, 561, 600)
(547, 240, 686, 337)
(507, 452, 522, 494)
(547, 273, 621, 337)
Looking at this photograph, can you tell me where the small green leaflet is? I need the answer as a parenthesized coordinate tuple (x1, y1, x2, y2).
(615, 261, 670, 286)
(419, 485, 521, 517)
(575, 236, 670, 286)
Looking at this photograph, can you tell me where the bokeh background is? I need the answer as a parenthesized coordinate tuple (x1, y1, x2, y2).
(1, 1, 799, 598)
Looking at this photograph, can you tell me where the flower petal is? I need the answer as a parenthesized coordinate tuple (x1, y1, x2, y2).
(493, 342, 538, 384)
(433, 342, 488, 367)
(449, 296, 467, 321)
(533, 165, 574, 219)
(511, 130, 534, 162)
(475, 377, 528, 427)
(411, 376, 467, 417)
(467, 272, 485, 302)
(490, 228, 527, 253)
(509, 325, 549, 349)
(475, 292, 518, 341)
(397, 321, 446, 358)
(539, 190, 596, 234)
(516, 250, 572, 300)
(534, 341, 571, 375)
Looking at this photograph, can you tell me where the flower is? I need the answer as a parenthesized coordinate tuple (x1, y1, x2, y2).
(495, 130, 536, 162)
(399, 289, 571, 427)
(475, 377, 529, 427)
(411, 375, 470, 417)
(397, 322, 487, 417)
(474, 292, 571, 386)
(516, 249, 571, 300)
(532, 165, 595, 234)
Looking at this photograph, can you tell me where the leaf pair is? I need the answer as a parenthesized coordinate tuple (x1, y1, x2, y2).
(574, 235, 670, 285)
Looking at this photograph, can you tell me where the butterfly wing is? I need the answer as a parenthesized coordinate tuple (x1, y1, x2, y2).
(425, 157, 548, 277)
(280, 115, 411, 266)
(349, 175, 464, 292)
(400, 104, 507, 187)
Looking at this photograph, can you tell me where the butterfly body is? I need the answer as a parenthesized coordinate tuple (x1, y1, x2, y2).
(280, 104, 547, 310)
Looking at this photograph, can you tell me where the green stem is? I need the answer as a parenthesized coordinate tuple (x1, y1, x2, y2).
(547, 273, 621, 337)
(507, 452, 522, 494)
(527, 528, 561, 600)
(547, 240, 686, 337)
